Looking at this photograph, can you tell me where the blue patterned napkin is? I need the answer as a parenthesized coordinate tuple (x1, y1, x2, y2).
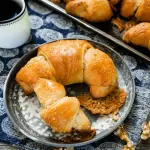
(0, 0, 150, 149)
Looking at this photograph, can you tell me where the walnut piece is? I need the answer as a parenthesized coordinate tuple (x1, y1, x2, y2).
(114, 125, 135, 150)
(141, 121, 150, 140)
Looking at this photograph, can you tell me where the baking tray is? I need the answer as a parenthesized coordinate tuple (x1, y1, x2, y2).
(36, 0, 150, 62)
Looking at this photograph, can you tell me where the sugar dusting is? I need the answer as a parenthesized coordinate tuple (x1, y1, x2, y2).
(92, 116, 113, 133)
(91, 111, 120, 135)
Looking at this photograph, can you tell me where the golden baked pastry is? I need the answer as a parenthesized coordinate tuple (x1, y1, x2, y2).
(34, 78, 95, 140)
(16, 56, 55, 94)
(38, 40, 93, 85)
(120, 0, 142, 18)
(65, 0, 113, 22)
(34, 78, 66, 107)
(123, 22, 150, 50)
(40, 97, 90, 132)
(50, 0, 150, 28)
(16, 40, 122, 142)
(84, 47, 118, 98)
(135, 0, 150, 22)
(16, 40, 118, 98)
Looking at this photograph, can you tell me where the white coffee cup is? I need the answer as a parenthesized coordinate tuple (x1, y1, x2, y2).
(0, 0, 30, 49)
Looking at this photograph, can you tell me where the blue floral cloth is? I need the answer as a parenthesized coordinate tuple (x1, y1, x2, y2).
(0, 0, 150, 149)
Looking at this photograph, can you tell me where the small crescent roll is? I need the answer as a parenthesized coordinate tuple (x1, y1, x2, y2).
(34, 78, 66, 107)
(38, 40, 93, 85)
(135, 0, 150, 22)
(120, 0, 142, 18)
(84, 48, 118, 98)
(36, 79, 92, 134)
(40, 96, 80, 132)
(123, 22, 150, 50)
(16, 56, 55, 94)
(66, 0, 113, 22)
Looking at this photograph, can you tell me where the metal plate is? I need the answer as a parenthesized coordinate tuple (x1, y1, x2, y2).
(4, 39, 135, 147)
(37, 0, 150, 62)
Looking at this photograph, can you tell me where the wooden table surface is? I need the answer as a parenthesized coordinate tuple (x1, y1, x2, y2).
(0, 139, 150, 150)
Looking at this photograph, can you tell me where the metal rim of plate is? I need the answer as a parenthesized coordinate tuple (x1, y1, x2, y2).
(4, 38, 135, 147)
(37, 0, 150, 62)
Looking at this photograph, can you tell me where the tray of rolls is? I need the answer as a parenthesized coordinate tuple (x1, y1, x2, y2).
(37, 0, 150, 62)
(4, 39, 135, 147)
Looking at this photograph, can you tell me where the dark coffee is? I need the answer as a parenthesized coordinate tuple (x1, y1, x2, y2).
(0, 0, 22, 21)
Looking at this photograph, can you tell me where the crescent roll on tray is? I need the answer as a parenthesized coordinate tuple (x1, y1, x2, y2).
(50, 0, 150, 23)
(65, 0, 113, 22)
(48, 0, 150, 51)
(120, 0, 143, 18)
(121, 0, 150, 22)
(16, 40, 126, 142)
(123, 22, 150, 50)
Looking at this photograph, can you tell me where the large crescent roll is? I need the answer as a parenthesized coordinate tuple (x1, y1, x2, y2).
(120, 0, 150, 23)
(16, 40, 123, 141)
(65, 0, 113, 22)
(17, 40, 118, 98)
